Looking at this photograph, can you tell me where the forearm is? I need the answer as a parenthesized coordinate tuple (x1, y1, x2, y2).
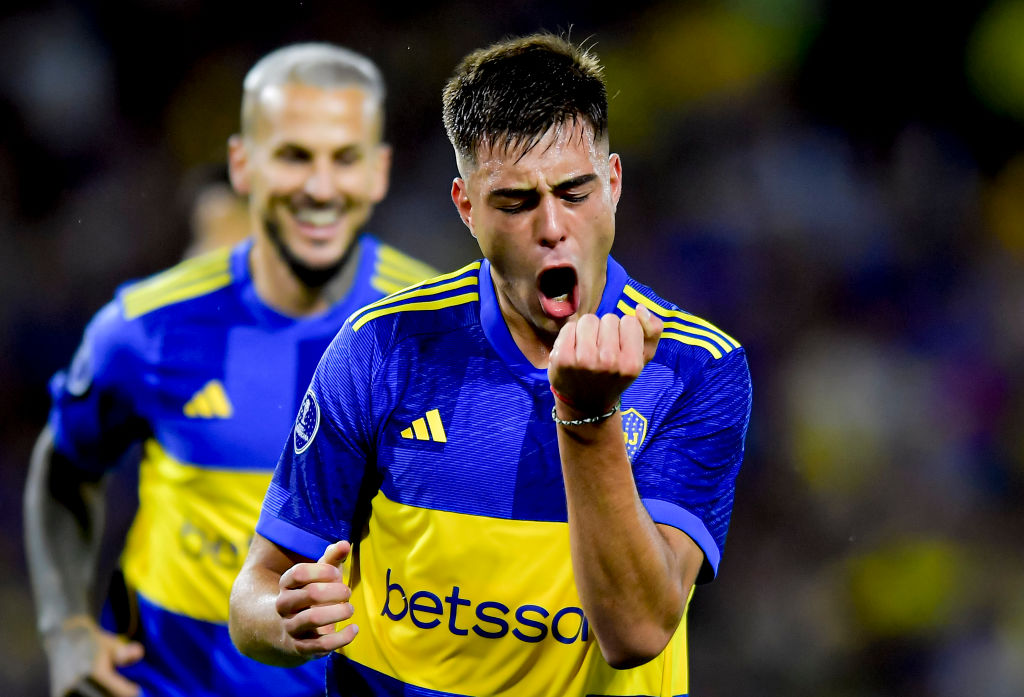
(557, 413, 696, 668)
(229, 563, 305, 667)
(23, 427, 106, 636)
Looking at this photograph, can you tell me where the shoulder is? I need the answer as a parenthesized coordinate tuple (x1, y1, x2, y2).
(310, 261, 482, 405)
(346, 260, 482, 341)
(116, 245, 237, 322)
(617, 277, 742, 366)
(71, 247, 239, 387)
(360, 236, 440, 296)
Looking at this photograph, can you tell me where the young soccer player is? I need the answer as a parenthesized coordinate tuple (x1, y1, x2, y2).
(231, 33, 751, 697)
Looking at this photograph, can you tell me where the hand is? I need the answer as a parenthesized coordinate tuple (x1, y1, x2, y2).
(548, 304, 662, 416)
(275, 540, 358, 659)
(43, 615, 143, 697)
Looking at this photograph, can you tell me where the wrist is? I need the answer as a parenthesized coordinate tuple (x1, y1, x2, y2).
(39, 613, 95, 636)
(550, 385, 619, 417)
(40, 614, 99, 651)
(551, 398, 621, 428)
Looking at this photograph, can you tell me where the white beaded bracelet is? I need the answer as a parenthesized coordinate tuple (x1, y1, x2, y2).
(551, 400, 621, 427)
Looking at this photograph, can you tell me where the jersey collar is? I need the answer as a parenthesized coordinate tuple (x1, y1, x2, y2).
(233, 235, 369, 327)
(478, 256, 628, 381)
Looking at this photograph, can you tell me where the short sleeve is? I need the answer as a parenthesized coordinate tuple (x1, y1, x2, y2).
(256, 322, 379, 560)
(47, 299, 147, 477)
(634, 348, 752, 582)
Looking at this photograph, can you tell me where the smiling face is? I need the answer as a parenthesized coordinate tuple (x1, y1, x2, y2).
(452, 120, 621, 351)
(230, 83, 390, 286)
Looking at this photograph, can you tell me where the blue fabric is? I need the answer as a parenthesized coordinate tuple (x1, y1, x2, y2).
(49, 235, 429, 696)
(49, 236, 393, 474)
(260, 257, 751, 696)
(327, 656, 471, 696)
(102, 594, 325, 697)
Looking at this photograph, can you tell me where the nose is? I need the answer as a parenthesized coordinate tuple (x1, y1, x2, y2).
(303, 157, 336, 202)
(536, 196, 566, 248)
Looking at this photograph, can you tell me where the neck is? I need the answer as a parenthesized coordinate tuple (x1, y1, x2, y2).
(489, 268, 557, 370)
(500, 301, 556, 370)
(490, 266, 609, 371)
(249, 236, 360, 317)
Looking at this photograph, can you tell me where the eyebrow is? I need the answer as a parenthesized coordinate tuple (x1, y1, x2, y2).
(487, 173, 598, 199)
(273, 143, 310, 156)
(271, 143, 364, 157)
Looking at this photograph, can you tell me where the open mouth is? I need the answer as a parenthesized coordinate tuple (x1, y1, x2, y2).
(537, 266, 579, 319)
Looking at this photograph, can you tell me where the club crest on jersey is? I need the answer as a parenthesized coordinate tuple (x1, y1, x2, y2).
(621, 408, 648, 462)
(293, 389, 320, 454)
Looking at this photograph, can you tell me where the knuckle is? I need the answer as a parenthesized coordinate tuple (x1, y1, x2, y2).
(274, 591, 294, 616)
(305, 583, 328, 604)
(308, 605, 333, 626)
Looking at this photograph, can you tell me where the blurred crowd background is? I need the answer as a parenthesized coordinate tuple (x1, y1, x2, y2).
(3, 1, 1024, 695)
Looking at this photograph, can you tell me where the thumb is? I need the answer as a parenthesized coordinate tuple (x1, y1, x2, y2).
(318, 540, 352, 569)
(636, 304, 663, 363)
(112, 639, 145, 666)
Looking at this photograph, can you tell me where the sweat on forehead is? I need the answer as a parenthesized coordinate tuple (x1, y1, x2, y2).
(443, 33, 608, 167)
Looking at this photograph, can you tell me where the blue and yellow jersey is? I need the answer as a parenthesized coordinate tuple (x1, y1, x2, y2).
(47, 235, 436, 697)
(259, 256, 752, 697)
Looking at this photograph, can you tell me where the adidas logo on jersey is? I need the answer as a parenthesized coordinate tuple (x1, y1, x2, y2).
(183, 380, 233, 418)
(400, 408, 447, 443)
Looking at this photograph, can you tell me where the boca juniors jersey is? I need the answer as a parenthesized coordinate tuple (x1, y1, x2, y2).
(258, 256, 752, 697)
(46, 234, 435, 697)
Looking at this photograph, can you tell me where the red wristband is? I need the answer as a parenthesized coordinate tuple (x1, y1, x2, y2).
(549, 385, 577, 408)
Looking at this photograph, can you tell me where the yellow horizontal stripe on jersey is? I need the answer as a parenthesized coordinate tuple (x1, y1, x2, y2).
(349, 261, 482, 322)
(125, 247, 230, 300)
(375, 260, 435, 286)
(120, 439, 271, 623)
(370, 276, 412, 296)
(349, 262, 481, 326)
(621, 285, 740, 350)
(366, 274, 478, 310)
(124, 273, 233, 320)
(617, 301, 725, 359)
(342, 491, 689, 697)
(660, 332, 723, 359)
(123, 247, 233, 319)
(376, 245, 438, 279)
(351, 292, 479, 331)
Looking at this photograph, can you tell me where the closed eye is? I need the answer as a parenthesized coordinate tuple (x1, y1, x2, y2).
(561, 192, 589, 204)
(491, 191, 539, 214)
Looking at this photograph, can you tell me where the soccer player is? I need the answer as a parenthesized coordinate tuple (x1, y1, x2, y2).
(229, 33, 752, 696)
(24, 43, 435, 697)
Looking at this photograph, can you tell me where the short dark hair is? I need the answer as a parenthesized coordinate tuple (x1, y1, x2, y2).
(442, 33, 608, 167)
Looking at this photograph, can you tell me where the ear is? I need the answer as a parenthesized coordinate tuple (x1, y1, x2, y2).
(450, 177, 476, 237)
(608, 153, 622, 211)
(370, 143, 392, 203)
(227, 135, 250, 195)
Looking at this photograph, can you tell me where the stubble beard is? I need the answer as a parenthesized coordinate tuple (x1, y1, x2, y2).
(263, 214, 356, 289)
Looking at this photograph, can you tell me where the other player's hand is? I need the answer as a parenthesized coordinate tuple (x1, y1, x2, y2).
(548, 304, 662, 416)
(43, 615, 143, 697)
(276, 540, 358, 658)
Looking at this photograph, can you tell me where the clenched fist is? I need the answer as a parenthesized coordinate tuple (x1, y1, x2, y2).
(548, 304, 662, 417)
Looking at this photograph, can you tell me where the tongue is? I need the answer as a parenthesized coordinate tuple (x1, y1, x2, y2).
(540, 293, 576, 319)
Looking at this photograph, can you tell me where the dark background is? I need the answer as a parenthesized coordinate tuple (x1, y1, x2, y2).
(4, 1, 1024, 695)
